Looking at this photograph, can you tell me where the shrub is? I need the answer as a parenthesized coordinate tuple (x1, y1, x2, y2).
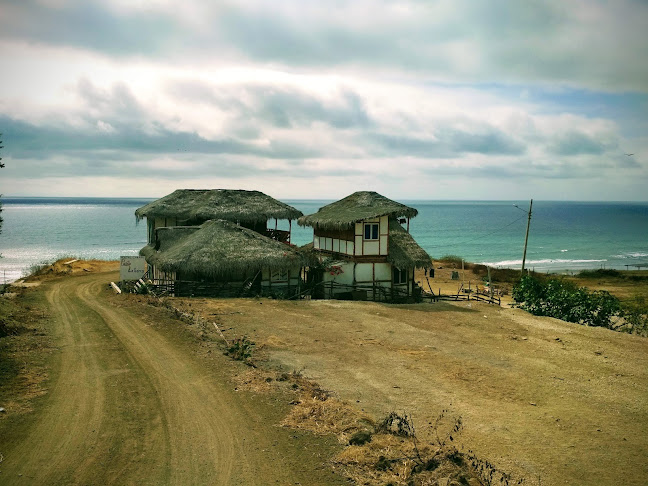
(577, 269, 622, 279)
(226, 336, 255, 362)
(513, 275, 622, 329)
(621, 296, 648, 336)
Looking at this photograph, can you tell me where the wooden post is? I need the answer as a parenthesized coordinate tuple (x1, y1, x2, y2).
(407, 217, 410, 233)
(411, 267, 415, 300)
(521, 199, 533, 275)
(289, 220, 292, 244)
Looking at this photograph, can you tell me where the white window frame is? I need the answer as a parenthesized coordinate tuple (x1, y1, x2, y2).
(364, 223, 379, 240)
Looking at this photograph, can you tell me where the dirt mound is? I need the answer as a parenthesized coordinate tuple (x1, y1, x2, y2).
(24, 259, 118, 282)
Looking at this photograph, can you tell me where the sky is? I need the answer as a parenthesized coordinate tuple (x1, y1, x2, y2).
(1, 0, 647, 200)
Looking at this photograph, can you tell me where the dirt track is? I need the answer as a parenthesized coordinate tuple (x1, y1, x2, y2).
(0, 272, 343, 485)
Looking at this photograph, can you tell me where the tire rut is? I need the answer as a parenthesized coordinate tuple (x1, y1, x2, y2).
(1, 273, 319, 486)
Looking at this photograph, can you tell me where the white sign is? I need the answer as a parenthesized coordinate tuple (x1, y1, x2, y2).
(120, 256, 147, 281)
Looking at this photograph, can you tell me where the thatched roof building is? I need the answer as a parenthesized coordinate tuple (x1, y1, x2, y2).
(140, 219, 307, 277)
(298, 191, 418, 230)
(135, 189, 303, 225)
(387, 220, 432, 268)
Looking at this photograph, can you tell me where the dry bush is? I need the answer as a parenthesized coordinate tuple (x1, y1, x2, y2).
(281, 391, 373, 441)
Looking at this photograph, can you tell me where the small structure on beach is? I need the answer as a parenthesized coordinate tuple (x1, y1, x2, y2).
(298, 191, 431, 301)
(135, 189, 304, 297)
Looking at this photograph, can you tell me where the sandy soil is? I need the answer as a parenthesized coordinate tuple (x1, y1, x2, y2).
(182, 295, 648, 485)
(415, 264, 515, 306)
(4, 261, 647, 485)
(0, 268, 345, 485)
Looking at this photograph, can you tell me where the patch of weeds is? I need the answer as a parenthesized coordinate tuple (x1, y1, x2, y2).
(226, 336, 255, 363)
(333, 408, 527, 486)
(375, 411, 416, 437)
(577, 269, 622, 279)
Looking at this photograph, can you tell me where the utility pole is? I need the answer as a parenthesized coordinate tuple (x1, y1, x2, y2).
(520, 199, 533, 275)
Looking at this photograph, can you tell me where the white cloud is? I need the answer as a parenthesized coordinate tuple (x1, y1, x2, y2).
(0, 0, 646, 200)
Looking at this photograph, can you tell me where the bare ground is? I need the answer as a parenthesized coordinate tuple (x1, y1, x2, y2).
(182, 295, 648, 485)
(3, 261, 647, 485)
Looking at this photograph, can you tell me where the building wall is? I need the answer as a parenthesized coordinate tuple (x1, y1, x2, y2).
(150, 265, 176, 283)
(312, 215, 389, 258)
(260, 267, 302, 291)
(149, 216, 178, 243)
(318, 260, 413, 301)
(354, 215, 389, 256)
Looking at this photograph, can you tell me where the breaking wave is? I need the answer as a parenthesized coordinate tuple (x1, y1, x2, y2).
(479, 258, 607, 268)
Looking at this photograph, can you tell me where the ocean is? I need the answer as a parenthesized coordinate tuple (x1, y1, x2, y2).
(1, 198, 647, 283)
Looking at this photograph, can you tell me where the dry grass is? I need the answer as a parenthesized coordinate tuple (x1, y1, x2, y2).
(0, 289, 55, 417)
(23, 258, 118, 282)
(281, 393, 373, 441)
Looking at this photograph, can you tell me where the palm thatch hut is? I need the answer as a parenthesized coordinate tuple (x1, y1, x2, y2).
(141, 220, 308, 297)
(298, 191, 431, 302)
(136, 189, 303, 244)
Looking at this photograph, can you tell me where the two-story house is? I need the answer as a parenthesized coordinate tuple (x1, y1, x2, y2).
(298, 191, 432, 301)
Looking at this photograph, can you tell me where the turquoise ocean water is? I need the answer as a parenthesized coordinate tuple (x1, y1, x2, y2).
(1, 198, 647, 283)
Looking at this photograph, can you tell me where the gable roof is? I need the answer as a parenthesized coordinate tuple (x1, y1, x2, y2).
(297, 191, 418, 230)
(387, 219, 432, 269)
(135, 189, 303, 224)
(140, 219, 306, 277)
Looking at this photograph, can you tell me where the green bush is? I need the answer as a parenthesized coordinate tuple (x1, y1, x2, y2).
(621, 296, 648, 336)
(577, 269, 622, 278)
(513, 275, 622, 329)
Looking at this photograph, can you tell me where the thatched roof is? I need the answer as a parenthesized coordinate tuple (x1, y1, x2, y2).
(298, 191, 418, 230)
(387, 220, 432, 269)
(135, 189, 303, 224)
(140, 219, 306, 277)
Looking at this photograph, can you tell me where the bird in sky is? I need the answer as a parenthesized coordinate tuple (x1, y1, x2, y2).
(625, 153, 634, 156)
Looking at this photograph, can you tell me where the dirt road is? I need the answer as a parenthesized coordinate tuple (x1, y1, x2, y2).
(0, 273, 343, 485)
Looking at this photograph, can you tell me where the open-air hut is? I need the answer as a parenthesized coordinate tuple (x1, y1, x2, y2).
(135, 189, 303, 245)
(140, 220, 307, 297)
(298, 191, 431, 301)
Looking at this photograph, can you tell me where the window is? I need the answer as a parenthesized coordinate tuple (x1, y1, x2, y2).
(271, 269, 288, 282)
(364, 223, 379, 240)
(393, 268, 408, 284)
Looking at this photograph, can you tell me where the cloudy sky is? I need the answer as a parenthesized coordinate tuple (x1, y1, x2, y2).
(1, 0, 647, 200)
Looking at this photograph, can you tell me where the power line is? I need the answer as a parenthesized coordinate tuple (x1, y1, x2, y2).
(426, 215, 527, 249)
